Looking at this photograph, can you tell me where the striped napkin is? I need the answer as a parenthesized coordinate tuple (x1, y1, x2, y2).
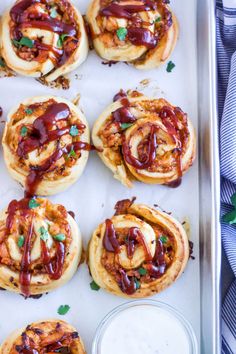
(217, 0, 236, 352)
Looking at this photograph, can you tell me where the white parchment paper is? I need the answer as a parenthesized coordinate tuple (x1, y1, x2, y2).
(0, 1, 199, 352)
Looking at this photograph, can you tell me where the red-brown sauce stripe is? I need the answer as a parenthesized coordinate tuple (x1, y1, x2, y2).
(15, 331, 78, 354)
(10, 0, 78, 67)
(126, 227, 153, 261)
(100, 1, 157, 19)
(4, 199, 67, 297)
(103, 219, 120, 252)
(41, 240, 65, 280)
(99, 0, 171, 48)
(122, 125, 158, 169)
(103, 219, 167, 295)
(16, 102, 92, 197)
(20, 216, 34, 297)
(112, 93, 186, 184)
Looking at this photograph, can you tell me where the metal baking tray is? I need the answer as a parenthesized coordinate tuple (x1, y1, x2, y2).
(0, 0, 221, 353)
(198, 0, 221, 353)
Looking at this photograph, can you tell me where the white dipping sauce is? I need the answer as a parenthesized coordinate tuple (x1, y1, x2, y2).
(98, 305, 192, 354)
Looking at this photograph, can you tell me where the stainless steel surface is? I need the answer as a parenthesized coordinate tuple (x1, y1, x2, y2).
(198, 0, 221, 353)
(0, 0, 221, 352)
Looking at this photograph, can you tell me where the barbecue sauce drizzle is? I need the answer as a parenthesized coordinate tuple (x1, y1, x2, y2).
(99, 0, 172, 49)
(10, 0, 79, 67)
(16, 101, 91, 197)
(2, 198, 68, 297)
(102, 215, 169, 295)
(110, 92, 188, 185)
(14, 329, 78, 354)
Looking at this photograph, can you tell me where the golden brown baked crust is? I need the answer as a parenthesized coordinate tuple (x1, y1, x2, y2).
(86, 0, 178, 69)
(88, 199, 190, 298)
(0, 320, 86, 354)
(0, 0, 88, 81)
(2, 96, 90, 196)
(0, 197, 82, 297)
(92, 90, 196, 188)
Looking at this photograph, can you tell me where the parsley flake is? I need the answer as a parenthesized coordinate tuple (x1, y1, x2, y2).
(18, 235, 25, 248)
(69, 125, 79, 137)
(54, 233, 66, 242)
(138, 267, 147, 276)
(166, 61, 175, 73)
(20, 126, 28, 137)
(0, 57, 5, 67)
(67, 148, 76, 158)
(116, 27, 128, 41)
(90, 280, 100, 291)
(39, 226, 49, 242)
(121, 123, 133, 130)
(155, 16, 162, 23)
(13, 37, 34, 48)
(50, 7, 58, 18)
(57, 305, 70, 315)
(25, 108, 33, 115)
(28, 199, 40, 209)
(134, 277, 141, 290)
(57, 34, 69, 48)
(160, 235, 168, 244)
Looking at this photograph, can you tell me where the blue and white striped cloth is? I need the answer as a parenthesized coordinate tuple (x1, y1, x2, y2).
(217, 0, 236, 353)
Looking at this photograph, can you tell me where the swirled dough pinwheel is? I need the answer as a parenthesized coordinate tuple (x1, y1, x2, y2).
(86, 0, 178, 69)
(0, 0, 88, 81)
(2, 96, 91, 196)
(88, 198, 189, 298)
(0, 320, 86, 354)
(92, 90, 196, 188)
(0, 197, 82, 297)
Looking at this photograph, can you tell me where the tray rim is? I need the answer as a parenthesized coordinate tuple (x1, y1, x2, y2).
(198, 0, 221, 353)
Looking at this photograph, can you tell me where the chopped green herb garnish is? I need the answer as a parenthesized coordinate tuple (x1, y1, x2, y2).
(25, 108, 33, 115)
(57, 34, 69, 48)
(90, 280, 100, 291)
(160, 235, 168, 244)
(68, 148, 76, 158)
(222, 192, 236, 224)
(39, 226, 49, 242)
(138, 267, 147, 276)
(134, 277, 141, 290)
(29, 199, 40, 209)
(50, 7, 58, 18)
(69, 125, 79, 137)
(54, 233, 66, 242)
(20, 126, 28, 137)
(18, 235, 25, 248)
(116, 27, 128, 41)
(166, 61, 175, 73)
(57, 304, 70, 315)
(0, 57, 5, 67)
(155, 16, 162, 23)
(121, 123, 133, 130)
(13, 37, 34, 48)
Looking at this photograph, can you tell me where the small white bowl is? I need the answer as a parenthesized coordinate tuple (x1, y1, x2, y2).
(92, 300, 198, 354)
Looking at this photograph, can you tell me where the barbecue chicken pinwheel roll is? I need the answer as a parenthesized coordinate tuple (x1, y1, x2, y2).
(92, 90, 196, 188)
(88, 199, 189, 298)
(0, 197, 82, 297)
(0, 0, 88, 81)
(0, 320, 86, 354)
(86, 0, 178, 69)
(2, 96, 91, 196)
